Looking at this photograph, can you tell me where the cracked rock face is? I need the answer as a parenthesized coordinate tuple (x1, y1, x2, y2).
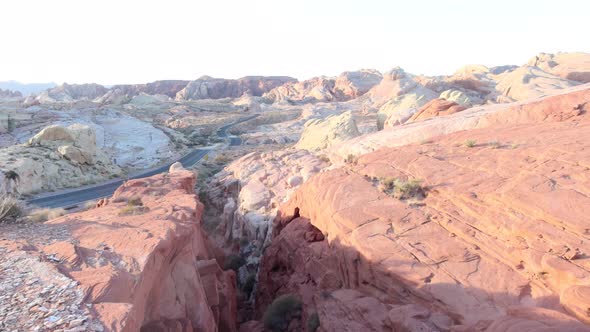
(0, 168, 238, 331)
(253, 86, 590, 331)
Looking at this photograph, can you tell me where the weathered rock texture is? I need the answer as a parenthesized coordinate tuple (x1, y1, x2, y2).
(0, 168, 238, 331)
(176, 76, 296, 101)
(37, 83, 109, 103)
(407, 98, 466, 123)
(255, 86, 590, 331)
(295, 111, 361, 151)
(333, 84, 590, 158)
(529, 52, 590, 83)
(0, 123, 122, 194)
(263, 70, 382, 103)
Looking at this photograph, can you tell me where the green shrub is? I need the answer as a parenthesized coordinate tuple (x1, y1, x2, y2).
(307, 312, 320, 332)
(263, 294, 302, 332)
(224, 254, 246, 272)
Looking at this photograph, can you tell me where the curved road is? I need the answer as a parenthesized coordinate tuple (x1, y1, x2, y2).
(26, 115, 257, 209)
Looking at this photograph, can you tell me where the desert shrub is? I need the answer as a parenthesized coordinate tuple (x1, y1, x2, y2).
(263, 294, 302, 332)
(488, 140, 501, 149)
(214, 154, 232, 164)
(345, 154, 358, 165)
(307, 312, 320, 332)
(28, 207, 66, 222)
(127, 196, 143, 207)
(118, 205, 149, 216)
(224, 254, 246, 272)
(393, 178, 425, 200)
(317, 155, 331, 164)
(0, 195, 24, 223)
(464, 139, 477, 148)
(380, 177, 396, 190)
(83, 200, 98, 210)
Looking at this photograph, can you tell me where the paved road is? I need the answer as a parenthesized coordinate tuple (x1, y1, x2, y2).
(26, 115, 257, 209)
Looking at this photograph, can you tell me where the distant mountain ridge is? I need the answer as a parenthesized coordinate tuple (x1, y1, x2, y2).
(0, 81, 57, 96)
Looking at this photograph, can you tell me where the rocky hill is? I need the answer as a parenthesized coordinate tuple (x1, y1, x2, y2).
(175, 76, 297, 101)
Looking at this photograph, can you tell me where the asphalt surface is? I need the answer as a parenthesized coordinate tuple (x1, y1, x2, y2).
(26, 115, 257, 209)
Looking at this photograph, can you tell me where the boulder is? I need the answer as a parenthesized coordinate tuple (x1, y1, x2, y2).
(57, 145, 93, 165)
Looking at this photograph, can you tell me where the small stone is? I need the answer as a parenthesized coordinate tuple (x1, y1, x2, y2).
(68, 318, 85, 328)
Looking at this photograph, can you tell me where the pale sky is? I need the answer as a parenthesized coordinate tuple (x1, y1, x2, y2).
(0, 0, 588, 85)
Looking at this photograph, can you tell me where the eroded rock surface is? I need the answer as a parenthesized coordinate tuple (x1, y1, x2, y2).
(255, 88, 590, 331)
(0, 168, 237, 331)
(295, 111, 361, 152)
(0, 124, 122, 194)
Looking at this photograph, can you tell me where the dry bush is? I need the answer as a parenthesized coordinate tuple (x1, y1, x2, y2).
(126, 196, 143, 207)
(464, 139, 477, 148)
(0, 194, 24, 223)
(378, 177, 426, 200)
(28, 207, 66, 223)
(118, 205, 149, 216)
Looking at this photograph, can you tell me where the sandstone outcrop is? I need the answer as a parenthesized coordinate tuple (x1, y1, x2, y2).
(439, 89, 480, 107)
(494, 66, 578, 101)
(263, 77, 337, 103)
(529, 52, 590, 83)
(107, 80, 190, 100)
(256, 92, 590, 330)
(0, 124, 122, 194)
(0, 168, 238, 331)
(378, 91, 436, 128)
(295, 111, 361, 151)
(407, 98, 466, 123)
(333, 70, 383, 100)
(263, 70, 382, 103)
(37, 83, 109, 103)
(176, 76, 296, 101)
(205, 149, 329, 257)
(364, 67, 435, 106)
(332, 84, 590, 158)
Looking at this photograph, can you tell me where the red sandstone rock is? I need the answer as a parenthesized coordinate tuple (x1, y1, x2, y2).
(407, 98, 466, 122)
(259, 94, 590, 330)
(34, 169, 236, 331)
